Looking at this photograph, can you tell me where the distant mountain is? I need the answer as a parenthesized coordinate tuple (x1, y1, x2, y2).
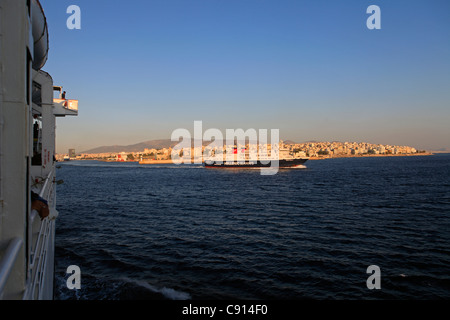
(82, 138, 222, 154)
(430, 148, 449, 153)
(82, 139, 177, 154)
(82, 138, 302, 154)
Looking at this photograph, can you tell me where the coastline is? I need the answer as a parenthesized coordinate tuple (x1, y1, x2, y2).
(133, 153, 434, 164)
(138, 159, 175, 164)
(308, 152, 434, 161)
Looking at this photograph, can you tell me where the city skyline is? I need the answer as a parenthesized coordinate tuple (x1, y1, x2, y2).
(59, 139, 425, 157)
(40, 0, 450, 153)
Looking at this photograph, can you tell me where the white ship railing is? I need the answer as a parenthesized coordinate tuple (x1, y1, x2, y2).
(39, 167, 55, 202)
(0, 162, 58, 300)
(23, 166, 57, 300)
(23, 217, 54, 300)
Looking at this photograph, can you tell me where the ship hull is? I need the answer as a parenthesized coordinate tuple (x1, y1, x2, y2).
(204, 158, 308, 168)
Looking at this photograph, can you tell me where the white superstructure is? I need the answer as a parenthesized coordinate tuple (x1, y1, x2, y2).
(0, 0, 78, 299)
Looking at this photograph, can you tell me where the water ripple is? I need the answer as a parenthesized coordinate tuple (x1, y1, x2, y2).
(55, 155, 450, 299)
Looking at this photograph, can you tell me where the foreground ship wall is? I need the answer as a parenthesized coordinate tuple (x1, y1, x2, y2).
(0, 0, 36, 299)
(0, 0, 78, 299)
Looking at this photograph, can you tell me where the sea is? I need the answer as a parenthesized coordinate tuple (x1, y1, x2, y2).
(53, 154, 450, 300)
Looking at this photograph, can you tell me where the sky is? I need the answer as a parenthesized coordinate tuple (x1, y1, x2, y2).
(40, 0, 450, 153)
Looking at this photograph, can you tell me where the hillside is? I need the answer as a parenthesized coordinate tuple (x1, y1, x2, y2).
(82, 139, 177, 154)
(81, 138, 304, 154)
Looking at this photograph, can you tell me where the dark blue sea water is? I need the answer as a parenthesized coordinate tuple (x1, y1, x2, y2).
(53, 154, 450, 300)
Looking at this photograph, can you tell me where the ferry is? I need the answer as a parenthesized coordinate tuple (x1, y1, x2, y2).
(204, 145, 308, 168)
(0, 0, 78, 299)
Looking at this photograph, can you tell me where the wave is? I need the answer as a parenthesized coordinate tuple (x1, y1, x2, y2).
(61, 161, 307, 170)
(60, 161, 203, 169)
(139, 165, 203, 169)
(121, 277, 192, 300)
(54, 274, 192, 300)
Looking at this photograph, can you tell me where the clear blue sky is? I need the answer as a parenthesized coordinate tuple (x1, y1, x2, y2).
(40, 0, 450, 153)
